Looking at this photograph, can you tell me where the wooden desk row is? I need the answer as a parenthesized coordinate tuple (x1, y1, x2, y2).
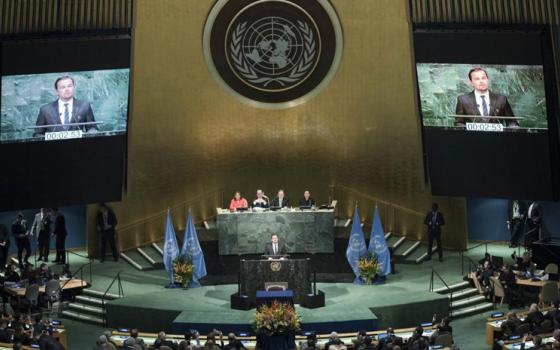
(111, 324, 444, 350)
(4, 278, 88, 297)
(485, 306, 552, 346)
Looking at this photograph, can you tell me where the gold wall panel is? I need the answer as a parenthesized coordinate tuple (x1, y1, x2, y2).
(86, 0, 468, 256)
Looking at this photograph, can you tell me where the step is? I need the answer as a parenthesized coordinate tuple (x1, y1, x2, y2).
(68, 303, 105, 315)
(411, 245, 439, 264)
(451, 302, 494, 319)
(138, 246, 164, 268)
(451, 295, 487, 309)
(386, 234, 401, 248)
(401, 241, 421, 258)
(120, 251, 153, 271)
(391, 236, 407, 250)
(61, 310, 104, 325)
(393, 239, 416, 256)
(154, 242, 164, 255)
(448, 288, 479, 301)
(384, 232, 392, 240)
(75, 295, 104, 306)
(82, 289, 121, 300)
(434, 281, 470, 294)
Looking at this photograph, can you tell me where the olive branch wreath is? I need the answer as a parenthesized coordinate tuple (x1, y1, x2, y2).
(230, 20, 316, 87)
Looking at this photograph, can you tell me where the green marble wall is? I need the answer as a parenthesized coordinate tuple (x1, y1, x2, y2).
(217, 211, 335, 255)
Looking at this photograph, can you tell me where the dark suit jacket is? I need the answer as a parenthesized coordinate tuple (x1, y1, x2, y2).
(34, 98, 97, 137)
(39, 334, 65, 350)
(97, 210, 118, 233)
(424, 211, 444, 234)
(271, 196, 290, 208)
(264, 242, 287, 256)
(455, 91, 516, 127)
(53, 214, 67, 237)
(299, 197, 316, 207)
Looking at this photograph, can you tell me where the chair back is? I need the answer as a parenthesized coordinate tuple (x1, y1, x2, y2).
(490, 276, 505, 298)
(545, 263, 559, 274)
(516, 323, 531, 335)
(45, 280, 60, 297)
(25, 284, 39, 304)
(541, 282, 560, 304)
(160, 346, 172, 350)
(539, 319, 552, 333)
(434, 333, 453, 347)
(2, 303, 14, 316)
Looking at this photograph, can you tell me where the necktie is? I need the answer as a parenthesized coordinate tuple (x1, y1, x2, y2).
(273, 244, 277, 254)
(64, 103, 70, 129)
(481, 95, 489, 122)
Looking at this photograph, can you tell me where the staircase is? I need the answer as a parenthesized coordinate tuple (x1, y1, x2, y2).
(433, 281, 493, 319)
(120, 242, 164, 271)
(62, 289, 122, 325)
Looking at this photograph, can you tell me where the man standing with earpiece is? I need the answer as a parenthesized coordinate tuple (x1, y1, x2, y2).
(424, 203, 445, 262)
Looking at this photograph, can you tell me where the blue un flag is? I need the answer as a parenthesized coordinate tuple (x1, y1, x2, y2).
(368, 206, 392, 276)
(346, 206, 368, 284)
(163, 209, 179, 285)
(181, 210, 207, 287)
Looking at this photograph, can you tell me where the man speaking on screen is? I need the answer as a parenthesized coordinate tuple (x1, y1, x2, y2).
(33, 75, 98, 137)
(454, 67, 518, 128)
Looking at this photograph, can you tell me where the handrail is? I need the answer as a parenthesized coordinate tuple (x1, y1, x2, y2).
(102, 270, 124, 327)
(333, 184, 425, 218)
(429, 267, 452, 318)
(459, 252, 479, 276)
(117, 187, 225, 234)
(463, 240, 504, 253)
(60, 260, 92, 289)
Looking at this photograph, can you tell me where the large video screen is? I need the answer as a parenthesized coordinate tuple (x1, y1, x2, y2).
(418, 63, 547, 132)
(414, 27, 560, 200)
(0, 35, 131, 211)
(1, 69, 129, 143)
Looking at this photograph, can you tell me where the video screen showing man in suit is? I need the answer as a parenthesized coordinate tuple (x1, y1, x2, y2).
(416, 63, 547, 132)
(454, 68, 517, 127)
(33, 75, 98, 137)
(0, 68, 130, 143)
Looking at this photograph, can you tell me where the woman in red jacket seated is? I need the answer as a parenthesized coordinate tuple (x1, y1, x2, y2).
(229, 191, 248, 211)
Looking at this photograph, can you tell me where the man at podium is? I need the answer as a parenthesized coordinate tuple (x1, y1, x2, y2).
(264, 233, 287, 256)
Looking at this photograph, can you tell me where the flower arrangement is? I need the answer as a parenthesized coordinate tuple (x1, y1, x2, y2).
(254, 301, 301, 335)
(358, 254, 380, 284)
(173, 255, 193, 288)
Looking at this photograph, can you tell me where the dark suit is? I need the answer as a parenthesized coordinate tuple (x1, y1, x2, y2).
(97, 210, 119, 261)
(298, 197, 316, 207)
(53, 213, 67, 263)
(271, 196, 290, 208)
(424, 210, 445, 260)
(507, 200, 527, 246)
(455, 91, 516, 127)
(34, 98, 97, 137)
(39, 333, 65, 350)
(264, 242, 287, 256)
(0, 224, 10, 270)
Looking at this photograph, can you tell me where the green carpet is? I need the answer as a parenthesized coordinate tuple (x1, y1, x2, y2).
(58, 242, 525, 349)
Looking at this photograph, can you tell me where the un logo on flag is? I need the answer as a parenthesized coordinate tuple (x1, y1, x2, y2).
(349, 233, 364, 252)
(165, 240, 177, 256)
(186, 238, 201, 257)
(373, 236, 388, 255)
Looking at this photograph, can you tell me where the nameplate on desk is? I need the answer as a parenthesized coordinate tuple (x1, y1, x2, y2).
(466, 123, 504, 132)
(45, 130, 83, 141)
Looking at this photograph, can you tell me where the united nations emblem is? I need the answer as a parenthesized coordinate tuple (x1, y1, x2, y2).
(203, 0, 343, 109)
(270, 261, 282, 271)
